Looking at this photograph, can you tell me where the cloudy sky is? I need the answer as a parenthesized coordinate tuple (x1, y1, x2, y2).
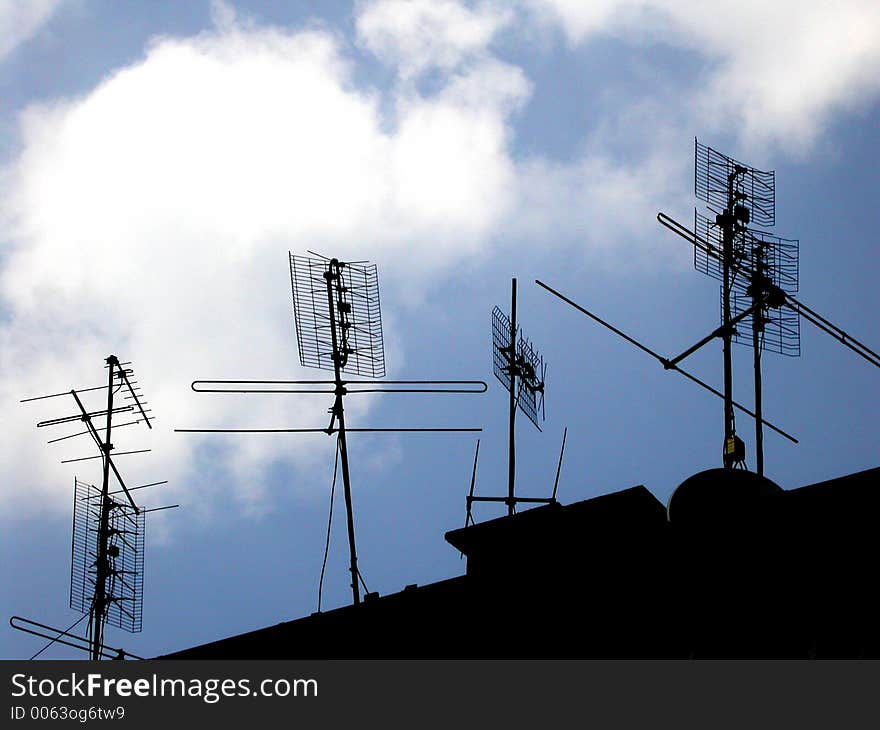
(2, 0, 878, 659)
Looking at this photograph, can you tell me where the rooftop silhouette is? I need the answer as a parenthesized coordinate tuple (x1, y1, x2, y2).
(160, 464, 880, 659)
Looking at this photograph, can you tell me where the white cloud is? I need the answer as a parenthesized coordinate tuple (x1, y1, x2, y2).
(0, 0, 63, 61)
(525, 0, 880, 149)
(0, 5, 529, 516)
(4, 0, 877, 521)
(509, 149, 689, 269)
(356, 0, 511, 79)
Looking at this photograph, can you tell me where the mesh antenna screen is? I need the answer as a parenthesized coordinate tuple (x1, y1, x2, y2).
(492, 306, 544, 429)
(694, 211, 750, 291)
(693, 212, 798, 290)
(727, 228, 801, 357)
(748, 229, 799, 294)
(290, 254, 385, 378)
(729, 290, 801, 357)
(695, 139, 775, 227)
(697, 207, 801, 357)
(70, 479, 144, 633)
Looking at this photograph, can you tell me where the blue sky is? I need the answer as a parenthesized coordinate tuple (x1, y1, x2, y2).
(1, 0, 878, 659)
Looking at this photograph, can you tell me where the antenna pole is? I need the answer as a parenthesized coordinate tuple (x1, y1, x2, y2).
(721, 172, 740, 468)
(89, 355, 117, 660)
(551, 427, 567, 502)
(465, 439, 480, 528)
(752, 244, 766, 476)
(507, 278, 517, 516)
(325, 260, 360, 606)
(20, 356, 158, 658)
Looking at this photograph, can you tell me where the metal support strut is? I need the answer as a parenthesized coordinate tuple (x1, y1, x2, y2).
(720, 169, 744, 468)
(89, 355, 117, 660)
(324, 260, 361, 606)
(507, 279, 517, 516)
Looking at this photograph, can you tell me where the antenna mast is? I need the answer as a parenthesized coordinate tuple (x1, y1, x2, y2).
(324, 258, 363, 605)
(692, 139, 800, 473)
(469, 277, 550, 520)
(657, 142, 878, 466)
(92, 356, 123, 657)
(693, 142, 771, 468)
(16, 355, 176, 660)
(507, 280, 518, 515)
(177, 252, 486, 608)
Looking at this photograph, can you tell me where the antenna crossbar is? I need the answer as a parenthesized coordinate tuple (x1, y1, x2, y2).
(176, 427, 482, 434)
(61, 449, 151, 464)
(659, 212, 880, 369)
(10, 616, 143, 660)
(47, 418, 150, 445)
(467, 496, 556, 504)
(191, 379, 488, 394)
(37, 405, 134, 428)
(535, 279, 798, 444)
(666, 296, 772, 369)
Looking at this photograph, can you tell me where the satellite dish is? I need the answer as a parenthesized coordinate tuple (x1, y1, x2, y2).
(667, 468, 782, 527)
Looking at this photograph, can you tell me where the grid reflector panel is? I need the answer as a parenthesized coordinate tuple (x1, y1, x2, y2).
(70, 479, 144, 633)
(290, 254, 385, 378)
(695, 139, 775, 227)
(492, 306, 544, 429)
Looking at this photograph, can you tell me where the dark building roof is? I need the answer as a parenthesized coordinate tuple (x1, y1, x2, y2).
(159, 466, 880, 659)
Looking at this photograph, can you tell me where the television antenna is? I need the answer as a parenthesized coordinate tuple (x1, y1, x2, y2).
(657, 140, 880, 470)
(463, 422, 568, 531)
(683, 140, 797, 473)
(177, 252, 486, 607)
(695, 210, 801, 474)
(553, 141, 798, 471)
(658, 214, 880, 369)
(465, 278, 551, 522)
(14, 355, 176, 660)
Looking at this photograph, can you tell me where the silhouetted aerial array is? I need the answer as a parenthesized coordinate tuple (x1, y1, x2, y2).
(14, 355, 175, 660)
(12, 139, 880, 660)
